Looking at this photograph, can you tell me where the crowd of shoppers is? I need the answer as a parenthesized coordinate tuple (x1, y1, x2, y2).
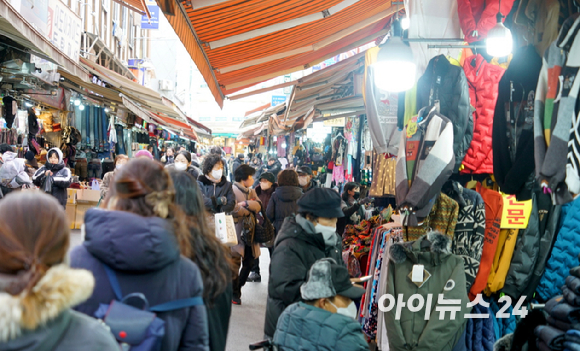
(0, 145, 371, 351)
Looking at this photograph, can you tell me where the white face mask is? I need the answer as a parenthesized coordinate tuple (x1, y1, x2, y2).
(299, 177, 309, 186)
(260, 182, 272, 190)
(314, 223, 337, 246)
(329, 300, 358, 319)
(116, 164, 123, 170)
(211, 169, 223, 180)
(175, 162, 188, 171)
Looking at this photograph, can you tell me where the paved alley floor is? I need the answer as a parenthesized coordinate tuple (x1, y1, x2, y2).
(70, 230, 270, 351)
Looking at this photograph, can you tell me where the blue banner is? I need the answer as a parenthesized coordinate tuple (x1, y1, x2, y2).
(141, 6, 160, 30)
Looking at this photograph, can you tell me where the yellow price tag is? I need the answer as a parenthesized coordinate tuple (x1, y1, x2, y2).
(500, 192, 533, 229)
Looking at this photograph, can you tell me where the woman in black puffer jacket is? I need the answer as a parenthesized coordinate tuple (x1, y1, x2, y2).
(197, 153, 236, 216)
(266, 170, 303, 250)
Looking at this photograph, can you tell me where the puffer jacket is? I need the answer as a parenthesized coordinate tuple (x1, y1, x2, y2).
(493, 45, 543, 201)
(266, 185, 302, 234)
(534, 14, 580, 205)
(416, 55, 473, 170)
(461, 55, 506, 174)
(273, 302, 369, 351)
(489, 298, 516, 338)
(384, 232, 470, 351)
(231, 182, 262, 259)
(537, 196, 580, 300)
(465, 303, 496, 351)
(457, 0, 516, 43)
(70, 209, 209, 351)
(197, 174, 236, 214)
(0, 151, 30, 189)
(502, 188, 561, 300)
(0, 265, 118, 351)
(264, 214, 342, 338)
(32, 148, 71, 208)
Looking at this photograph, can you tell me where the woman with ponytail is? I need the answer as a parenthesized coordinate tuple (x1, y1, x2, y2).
(70, 158, 209, 351)
(169, 169, 234, 351)
(0, 192, 118, 350)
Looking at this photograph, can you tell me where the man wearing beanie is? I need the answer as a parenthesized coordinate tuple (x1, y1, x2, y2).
(273, 258, 369, 351)
(264, 188, 345, 339)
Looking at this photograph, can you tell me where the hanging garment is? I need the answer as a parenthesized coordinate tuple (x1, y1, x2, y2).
(519, 0, 561, 57)
(369, 153, 397, 197)
(484, 228, 519, 296)
(364, 46, 402, 155)
(457, 0, 516, 43)
(2, 96, 16, 128)
(462, 54, 506, 174)
(395, 106, 455, 226)
(535, 14, 580, 205)
(493, 45, 543, 201)
(404, 193, 459, 241)
(416, 55, 473, 171)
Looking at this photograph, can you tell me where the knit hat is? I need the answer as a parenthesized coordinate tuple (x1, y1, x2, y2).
(24, 150, 35, 161)
(297, 166, 312, 175)
(301, 258, 365, 300)
(259, 172, 275, 184)
(297, 188, 344, 218)
(135, 150, 154, 159)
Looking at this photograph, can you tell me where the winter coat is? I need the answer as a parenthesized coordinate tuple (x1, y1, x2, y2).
(206, 284, 232, 351)
(443, 181, 486, 290)
(197, 174, 236, 214)
(395, 105, 455, 226)
(534, 14, 580, 205)
(0, 265, 118, 351)
(469, 185, 503, 300)
(457, 0, 516, 43)
(461, 54, 506, 174)
(273, 302, 369, 351)
(231, 158, 243, 180)
(100, 170, 116, 200)
(255, 183, 277, 212)
(266, 161, 282, 181)
(264, 214, 343, 338)
(70, 209, 210, 351)
(338, 197, 366, 236)
(484, 228, 519, 296)
(384, 232, 470, 351)
(465, 303, 496, 351)
(266, 185, 302, 234)
(537, 196, 580, 300)
(493, 45, 543, 201)
(32, 148, 71, 208)
(416, 55, 473, 170)
(489, 299, 516, 338)
(231, 182, 262, 258)
(565, 17, 580, 197)
(404, 192, 460, 241)
(502, 188, 561, 300)
(0, 151, 30, 189)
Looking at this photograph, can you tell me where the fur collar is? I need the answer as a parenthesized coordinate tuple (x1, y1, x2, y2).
(389, 231, 452, 264)
(0, 265, 94, 342)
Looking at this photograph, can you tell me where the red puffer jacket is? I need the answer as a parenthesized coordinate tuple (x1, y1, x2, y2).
(462, 54, 506, 174)
(457, 0, 515, 43)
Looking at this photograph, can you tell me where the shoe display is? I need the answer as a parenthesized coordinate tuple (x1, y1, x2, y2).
(232, 297, 242, 305)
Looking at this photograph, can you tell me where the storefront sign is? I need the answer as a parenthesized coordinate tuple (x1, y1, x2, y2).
(141, 6, 160, 30)
(24, 87, 68, 110)
(500, 193, 533, 229)
(323, 117, 345, 127)
(271, 95, 286, 106)
(47, 0, 81, 63)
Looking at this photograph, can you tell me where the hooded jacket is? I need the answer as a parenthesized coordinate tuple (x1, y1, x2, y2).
(0, 151, 30, 189)
(197, 174, 236, 214)
(416, 55, 473, 170)
(384, 232, 470, 351)
(493, 45, 543, 201)
(461, 54, 506, 174)
(266, 185, 302, 234)
(264, 214, 342, 338)
(231, 182, 262, 258)
(273, 302, 369, 351)
(534, 14, 580, 205)
(0, 265, 118, 351)
(32, 148, 71, 207)
(396, 106, 456, 226)
(70, 209, 209, 351)
(457, 0, 516, 43)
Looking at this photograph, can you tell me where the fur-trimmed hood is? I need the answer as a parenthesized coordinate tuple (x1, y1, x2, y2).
(0, 265, 94, 343)
(389, 231, 452, 264)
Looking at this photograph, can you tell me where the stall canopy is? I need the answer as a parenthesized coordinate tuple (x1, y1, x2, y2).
(0, 0, 90, 82)
(158, 0, 397, 107)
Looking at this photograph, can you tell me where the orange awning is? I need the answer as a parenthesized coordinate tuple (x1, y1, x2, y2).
(112, 0, 151, 17)
(158, 0, 396, 107)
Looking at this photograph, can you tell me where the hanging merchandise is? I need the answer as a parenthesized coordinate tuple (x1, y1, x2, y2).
(2, 96, 17, 129)
(402, 192, 459, 241)
(364, 46, 403, 155)
(369, 152, 396, 197)
(534, 14, 580, 205)
(395, 105, 455, 226)
(416, 54, 474, 171)
(512, 0, 560, 57)
(483, 227, 519, 296)
(461, 54, 507, 174)
(457, 0, 516, 43)
(493, 45, 542, 201)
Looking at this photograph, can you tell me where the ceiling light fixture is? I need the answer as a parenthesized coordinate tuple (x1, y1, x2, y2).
(79, 104, 85, 111)
(486, 0, 512, 57)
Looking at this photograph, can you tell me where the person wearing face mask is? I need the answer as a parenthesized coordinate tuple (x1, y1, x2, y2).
(100, 154, 128, 201)
(166, 150, 201, 180)
(273, 258, 369, 351)
(32, 148, 71, 208)
(337, 182, 368, 237)
(264, 187, 344, 339)
(197, 153, 236, 217)
(161, 147, 175, 165)
(297, 166, 317, 193)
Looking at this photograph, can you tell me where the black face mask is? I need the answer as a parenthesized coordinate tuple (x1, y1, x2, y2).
(354, 192, 360, 199)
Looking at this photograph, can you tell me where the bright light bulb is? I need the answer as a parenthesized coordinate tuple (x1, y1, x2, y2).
(373, 60, 416, 92)
(486, 22, 513, 57)
(104, 107, 110, 113)
(24, 102, 33, 107)
(401, 17, 410, 30)
(79, 104, 85, 111)
(35, 110, 40, 116)
(74, 99, 81, 106)
(239, 141, 242, 144)
(282, 143, 287, 148)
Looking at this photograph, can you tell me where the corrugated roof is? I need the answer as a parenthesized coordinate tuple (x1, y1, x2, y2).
(158, 0, 396, 107)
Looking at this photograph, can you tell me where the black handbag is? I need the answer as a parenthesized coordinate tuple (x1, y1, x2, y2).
(254, 208, 275, 244)
(43, 175, 53, 193)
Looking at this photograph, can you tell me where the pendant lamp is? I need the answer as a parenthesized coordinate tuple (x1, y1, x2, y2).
(486, 0, 512, 57)
(373, 19, 416, 92)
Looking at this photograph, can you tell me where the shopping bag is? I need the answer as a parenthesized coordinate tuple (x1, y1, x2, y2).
(215, 212, 238, 247)
(91, 179, 100, 191)
(43, 175, 53, 194)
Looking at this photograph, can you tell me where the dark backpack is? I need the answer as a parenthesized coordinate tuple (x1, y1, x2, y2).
(95, 264, 204, 351)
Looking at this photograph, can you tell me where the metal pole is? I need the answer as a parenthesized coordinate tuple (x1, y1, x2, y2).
(428, 44, 487, 49)
(403, 38, 466, 42)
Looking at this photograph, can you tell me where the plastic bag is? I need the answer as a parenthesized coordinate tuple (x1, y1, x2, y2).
(43, 175, 53, 194)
